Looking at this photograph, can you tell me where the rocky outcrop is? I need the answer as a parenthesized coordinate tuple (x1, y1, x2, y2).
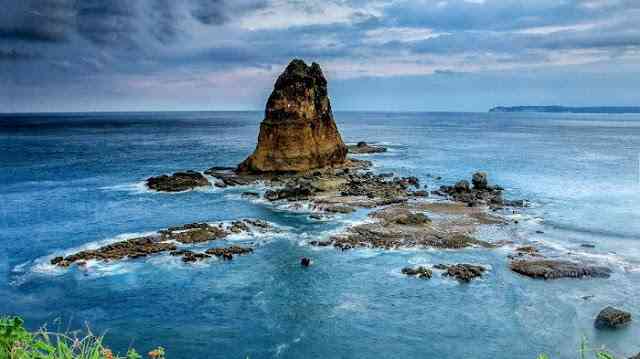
(595, 307, 632, 329)
(238, 59, 347, 173)
(436, 172, 505, 207)
(510, 260, 611, 279)
(147, 171, 210, 192)
(402, 266, 432, 279)
(435, 264, 486, 282)
(347, 142, 387, 154)
(322, 204, 495, 251)
(51, 220, 273, 267)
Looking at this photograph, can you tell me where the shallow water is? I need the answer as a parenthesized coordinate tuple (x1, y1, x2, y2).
(1, 111, 639, 358)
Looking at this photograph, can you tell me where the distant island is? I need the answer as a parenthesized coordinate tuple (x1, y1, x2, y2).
(489, 106, 640, 114)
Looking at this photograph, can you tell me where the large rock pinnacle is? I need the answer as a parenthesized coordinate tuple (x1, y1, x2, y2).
(238, 59, 347, 173)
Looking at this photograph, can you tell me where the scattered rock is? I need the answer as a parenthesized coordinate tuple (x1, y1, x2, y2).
(510, 260, 611, 279)
(472, 171, 488, 190)
(51, 220, 268, 267)
(241, 192, 260, 198)
(301, 257, 312, 267)
(437, 264, 486, 282)
(595, 307, 632, 329)
(146, 171, 210, 192)
(171, 250, 210, 263)
(437, 172, 523, 208)
(205, 246, 254, 260)
(237, 59, 347, 173)
(509, 245, 542, 259)
(310, 239, 333, 247)
(401, 266, 432, 279)
(329, 205, 492, 251)
(348, 142, 388, 154)
(321, 204, 356, 214)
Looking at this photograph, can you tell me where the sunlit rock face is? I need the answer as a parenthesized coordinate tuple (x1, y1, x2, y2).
(238, 59, 347, 173)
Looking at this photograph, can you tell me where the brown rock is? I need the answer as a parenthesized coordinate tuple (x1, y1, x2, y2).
(347, 142, 387, 154)
(401, 266, 432, 279)
(146, 171, 210, 192)
(510, 259, 611, 279)
(238, 59, 347, 173)
(595, 306, 632, 329)
(438, 264, 486, 282)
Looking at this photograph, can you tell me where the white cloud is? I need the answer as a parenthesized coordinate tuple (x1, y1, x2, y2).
(237, 0, 381, 30)
(364, 27, 448, 44)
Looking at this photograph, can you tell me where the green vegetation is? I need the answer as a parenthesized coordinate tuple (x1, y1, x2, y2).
(0, 316, 164, 359)
(537, 337, 620, 359)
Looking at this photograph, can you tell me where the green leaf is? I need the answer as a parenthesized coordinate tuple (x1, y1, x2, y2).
(596, 352, 616, 359)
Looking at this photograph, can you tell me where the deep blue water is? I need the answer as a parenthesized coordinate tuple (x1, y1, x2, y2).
(1, 111, 639, 359)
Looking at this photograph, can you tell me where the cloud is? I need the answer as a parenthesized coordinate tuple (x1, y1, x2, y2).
(2, 0, 640, 112)
(0, 0, 75, 42)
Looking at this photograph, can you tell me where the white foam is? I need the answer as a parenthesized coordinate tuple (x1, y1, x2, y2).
(100, 181, 150, 194)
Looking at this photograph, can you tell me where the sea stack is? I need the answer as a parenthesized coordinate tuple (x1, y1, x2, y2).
(238, 59, 347, 173)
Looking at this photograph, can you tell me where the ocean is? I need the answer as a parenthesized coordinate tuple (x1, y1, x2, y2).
(1, 111, 639, 359)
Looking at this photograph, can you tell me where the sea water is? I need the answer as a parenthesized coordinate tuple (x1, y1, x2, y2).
(1, 111, 639, 359)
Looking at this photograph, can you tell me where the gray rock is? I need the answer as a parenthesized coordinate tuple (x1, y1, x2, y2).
(595, 306, 632, 329)
(146, 171, 210, 192)
(402, 266, 432, 279)
(472, 171, 488, 190)
(510, 260, 612, 279)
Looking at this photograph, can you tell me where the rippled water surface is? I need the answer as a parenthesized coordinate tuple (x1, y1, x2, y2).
(1, 111, 639, 358)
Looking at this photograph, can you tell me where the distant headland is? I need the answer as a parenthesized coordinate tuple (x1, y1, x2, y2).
(489, 106, 640, 114)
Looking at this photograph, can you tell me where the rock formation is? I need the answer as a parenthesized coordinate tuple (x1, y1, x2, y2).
(147, 171, 210, 192)
(402, 266, 432, 279)
(595, 306, 632, 329)
(435, 263, 486, 282)
(238, 59, 347, 173)
(510, 259, 611, 279)
(348, 142, 387, 154)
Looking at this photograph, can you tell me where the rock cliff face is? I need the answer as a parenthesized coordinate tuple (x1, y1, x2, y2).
(238, 59, 347, 173)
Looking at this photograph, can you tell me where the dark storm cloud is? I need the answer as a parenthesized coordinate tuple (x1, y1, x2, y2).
(190, 0, 269, 25)
(74, 0, 139, 46)
(2, 0, 640, 112)
(0, 49, 41, 62)
(0, 0, 75, 42)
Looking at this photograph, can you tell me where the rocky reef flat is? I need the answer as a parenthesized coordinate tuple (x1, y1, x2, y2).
(51, 219, 276, 267)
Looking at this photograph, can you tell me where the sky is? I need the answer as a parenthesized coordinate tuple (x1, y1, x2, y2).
(1, 0, 639, 113)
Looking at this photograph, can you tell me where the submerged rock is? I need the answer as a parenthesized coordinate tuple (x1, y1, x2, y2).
(595, 306, 632, 329)
(146, 171, 210, 192)
(347, 142, 387, 154)
(402, 266, 432, 279)
(510, 259, 611, 279)
(301, 257, 312, 267)
(238, 59, 347, 173)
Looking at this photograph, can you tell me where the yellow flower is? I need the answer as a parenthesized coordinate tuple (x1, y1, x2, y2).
(102, 348, 114, 359)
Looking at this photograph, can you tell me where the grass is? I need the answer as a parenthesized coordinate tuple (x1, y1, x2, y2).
(2, 315, 628, 359)
(0, 316, 164, 359)
(537, 337, 620, 359)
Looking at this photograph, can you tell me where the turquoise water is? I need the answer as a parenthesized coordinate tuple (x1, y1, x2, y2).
(1, 111, 639, 358)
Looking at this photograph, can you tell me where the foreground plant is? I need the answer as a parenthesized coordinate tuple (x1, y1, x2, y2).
(537, 337, 619, 359)
(0, 316, 164, 359)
